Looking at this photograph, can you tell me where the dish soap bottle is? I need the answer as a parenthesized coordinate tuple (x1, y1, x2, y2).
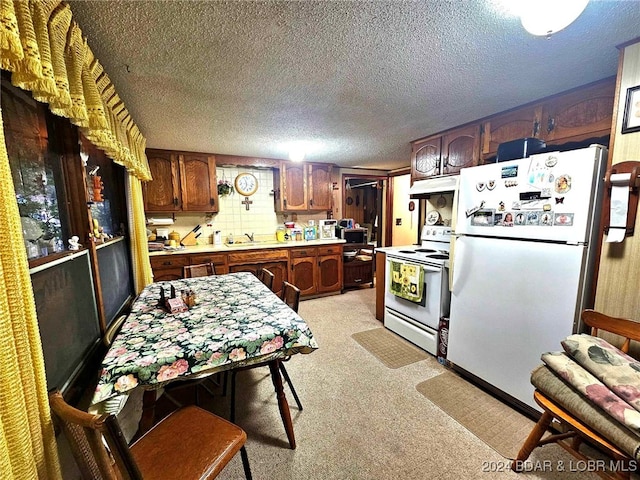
(227, 233, 234, 244)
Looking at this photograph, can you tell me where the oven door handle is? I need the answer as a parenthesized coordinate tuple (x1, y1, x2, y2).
(422, 265, 442, 273)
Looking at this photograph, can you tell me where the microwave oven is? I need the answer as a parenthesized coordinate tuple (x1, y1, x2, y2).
(337, 227, 368, 244)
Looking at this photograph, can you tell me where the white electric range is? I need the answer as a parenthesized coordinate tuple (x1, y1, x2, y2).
(382, 225, 452, 355)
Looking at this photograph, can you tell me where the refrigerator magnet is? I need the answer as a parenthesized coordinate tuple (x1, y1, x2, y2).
(540, 213, 553, 226)
(487, 180, 496, 190)
(526, 211, 541, 225)
(493, 212, 503, 226)
(555, 174, 571, 194)
(514, 213, 526, 226)
(470, 209, 495, 226)
(476, 182, 486, 192)
(502, 212, 514, 226)
(554, 213, 574, 226)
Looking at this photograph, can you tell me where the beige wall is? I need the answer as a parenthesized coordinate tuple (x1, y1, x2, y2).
(391, 174, 419, 246)
(594, 40, 640, 320)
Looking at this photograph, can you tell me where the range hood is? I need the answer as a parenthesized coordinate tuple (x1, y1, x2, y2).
(409, 175, 459, 197)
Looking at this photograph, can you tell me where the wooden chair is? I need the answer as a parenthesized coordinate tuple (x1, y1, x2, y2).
(281, 281, 300, 313)
(512, 309, 640, 479)
(258, 268, 274, 291)
(229, 281, 303, 424)
(49, 390, 252, 480)
(183, 262, 217, 278)
(103, 314, 128, 347)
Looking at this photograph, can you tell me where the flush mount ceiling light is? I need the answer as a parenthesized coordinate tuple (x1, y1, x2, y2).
(519, 0, 589, 37)
(288, 144, 306, 162)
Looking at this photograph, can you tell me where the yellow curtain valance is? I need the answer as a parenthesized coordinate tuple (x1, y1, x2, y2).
(0, 0, 151, 181)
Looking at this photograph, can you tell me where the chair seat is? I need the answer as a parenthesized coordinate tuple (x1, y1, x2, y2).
(131, 405, 247, 480)
(531, 364, 640, 461)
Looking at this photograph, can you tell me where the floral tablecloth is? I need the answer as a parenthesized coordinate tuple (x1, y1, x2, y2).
(91, 272, 318, 407)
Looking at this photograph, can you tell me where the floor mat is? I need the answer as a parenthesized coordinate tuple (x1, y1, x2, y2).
(416, 371, 535, 459)
(351, 327, 429, 369)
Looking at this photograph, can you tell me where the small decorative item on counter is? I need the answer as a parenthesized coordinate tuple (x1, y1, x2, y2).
(182, 289, 197, 308)
(68, 236, 81, 250)
(159, 284, 188, 313)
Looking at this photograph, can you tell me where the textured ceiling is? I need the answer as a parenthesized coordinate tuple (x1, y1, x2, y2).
(67, 1, 640, 170)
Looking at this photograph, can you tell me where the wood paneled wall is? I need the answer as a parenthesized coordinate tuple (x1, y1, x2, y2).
(595, 40, 640, 321)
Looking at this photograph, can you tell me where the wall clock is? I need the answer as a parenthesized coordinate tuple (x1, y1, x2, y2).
(234, 172, 258, 196)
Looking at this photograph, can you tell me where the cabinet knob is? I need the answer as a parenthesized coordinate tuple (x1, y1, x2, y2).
(310, 198, 314, 206)
(173, 197, 178, 206)
(547, 116, 555, 133)
(210, 198, 215, 206)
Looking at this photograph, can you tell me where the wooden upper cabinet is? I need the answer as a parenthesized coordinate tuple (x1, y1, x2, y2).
(411, 137, 441, 181)
(144, 149, 218, 213)
(411, 124, 480, 181)
(541, 78, 615, 145)
(179, 153, 219, 212)
(144, 150, 181, 212)
(281, 163, 308, 211)
(481, 104, 543, 159)
(276, 162, 333, 212)
(308, 163, 332, 210)
(441, 124, 481, 175)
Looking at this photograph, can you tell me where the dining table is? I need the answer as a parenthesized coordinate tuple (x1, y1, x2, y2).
(90, 272, 319, 449)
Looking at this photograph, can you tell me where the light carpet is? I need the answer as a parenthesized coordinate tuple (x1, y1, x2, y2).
(351, 327, 429, 369)
(416, 371, 535, 459)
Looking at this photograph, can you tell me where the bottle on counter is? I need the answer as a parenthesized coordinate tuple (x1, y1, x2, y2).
(227, 233, 234, 244)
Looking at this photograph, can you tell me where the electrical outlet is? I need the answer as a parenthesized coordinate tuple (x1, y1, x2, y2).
(395, 218, 402, 226)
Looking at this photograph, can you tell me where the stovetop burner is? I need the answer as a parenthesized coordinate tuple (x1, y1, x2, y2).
(398, 250, 417, 254)
(424, 253, 449, 260)
(415, 248, 438, 253)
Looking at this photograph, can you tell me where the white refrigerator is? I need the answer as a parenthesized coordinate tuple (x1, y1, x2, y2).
(447, 145, 607, 412)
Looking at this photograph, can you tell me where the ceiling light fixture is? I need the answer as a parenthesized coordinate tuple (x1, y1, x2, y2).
(519, 0, 589, 37)
(288, 145, 306, 162)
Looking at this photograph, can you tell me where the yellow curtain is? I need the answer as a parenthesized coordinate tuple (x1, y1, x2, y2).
(0, 1, 152, 476)
(0, 108, 62, 479)
(127, 173, 153, 293)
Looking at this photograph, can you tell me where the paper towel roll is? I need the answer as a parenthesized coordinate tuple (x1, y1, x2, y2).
(147, 217, 175, 226)
(605, 173, 631, 243)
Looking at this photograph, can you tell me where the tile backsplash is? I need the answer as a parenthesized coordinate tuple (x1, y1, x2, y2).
(147, 167, 331, 244)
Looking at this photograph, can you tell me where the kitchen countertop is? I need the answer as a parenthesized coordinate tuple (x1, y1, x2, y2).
(149, 238, 346, 256)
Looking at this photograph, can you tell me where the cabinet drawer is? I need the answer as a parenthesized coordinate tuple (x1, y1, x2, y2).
(228, 249, 289, 265)
(290, 247, 317, 258)
(189, 253, 228, 266)
(317, 245, 342, 255)
(150, 255, 189, 269)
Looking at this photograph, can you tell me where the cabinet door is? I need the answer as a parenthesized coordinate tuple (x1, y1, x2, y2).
(263, 261, 288, 297)
(481, 104, 542, 159)
(144, 150, 180, 211)
(318, 254, 342, 293)
(308, 163, 332, 211)
(150, 255, 189, 281)
(189, 253, 229, 274)
(541, 79, 615, 145)
(291, 256, 317, 296)
(411, 136, 441, 181)
(179, 154, 219, 212)
(281, 163, 308, 211)
(441, 124, 480, 175)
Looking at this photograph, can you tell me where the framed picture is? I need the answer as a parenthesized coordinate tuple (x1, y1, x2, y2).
(622, 85, 640, 134)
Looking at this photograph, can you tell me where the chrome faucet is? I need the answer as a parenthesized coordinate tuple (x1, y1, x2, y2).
(245, 233, 254, 242)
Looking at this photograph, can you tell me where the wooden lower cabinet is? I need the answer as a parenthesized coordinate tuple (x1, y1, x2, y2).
(375, 251, 385, 321)
(150, 243, 344, 296)
(150, 255, 189, 281)
(343, 244, 374, 290)
(289, 245, 342, 296)
(189, 253, 229, 274)
(317, 246, 342, 293)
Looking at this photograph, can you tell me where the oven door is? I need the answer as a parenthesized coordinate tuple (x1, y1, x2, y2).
(384, 258, 446, 331)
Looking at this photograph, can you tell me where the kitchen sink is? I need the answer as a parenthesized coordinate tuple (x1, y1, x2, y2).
(224, 240, 284, 248)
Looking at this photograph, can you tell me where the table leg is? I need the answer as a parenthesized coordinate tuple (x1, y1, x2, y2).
(268, 360, 296, 449)
(138, 390, 157, 435)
